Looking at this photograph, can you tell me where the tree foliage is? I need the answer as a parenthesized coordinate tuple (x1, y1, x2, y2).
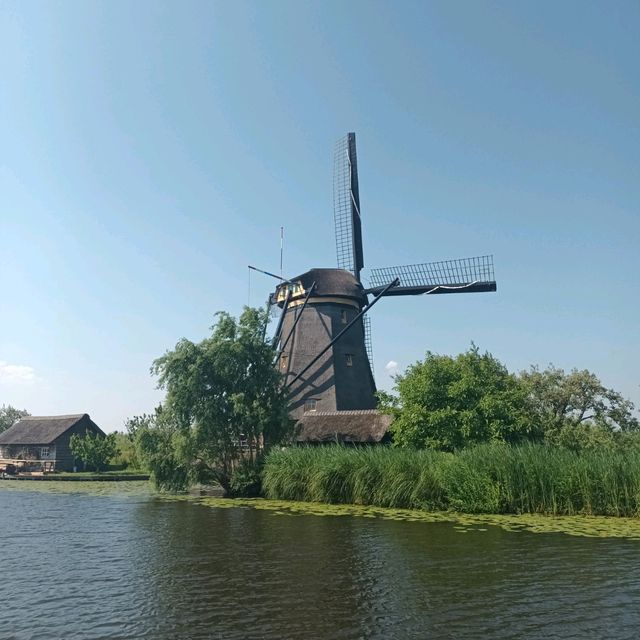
(132, 409, 191, 491)
(380, 346, 639, 452)
(0, 405, 29, 434)
(137, 307, 292, 493)
(380, 346, 535, 451)
(519, 366, 639, 450)
(520, 365, 638, 432)
(110, 431, 140, 469)
(69, 430, 118, 471)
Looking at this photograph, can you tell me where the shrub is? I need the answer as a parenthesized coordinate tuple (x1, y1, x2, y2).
(379, 346, 535, 451)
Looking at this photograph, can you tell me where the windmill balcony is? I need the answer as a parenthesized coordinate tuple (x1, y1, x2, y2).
(275, 282, 305, 305)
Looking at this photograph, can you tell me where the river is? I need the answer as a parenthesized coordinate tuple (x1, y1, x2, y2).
(1, 481, 639, 639)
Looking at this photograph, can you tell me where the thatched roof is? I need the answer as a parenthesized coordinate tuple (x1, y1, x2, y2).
(294, 268, 365, 301)
(295, 410, 392, 444)
(0, 414, 104, 445)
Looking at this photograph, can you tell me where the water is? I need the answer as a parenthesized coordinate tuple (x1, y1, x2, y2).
(1, 482, 639, 640)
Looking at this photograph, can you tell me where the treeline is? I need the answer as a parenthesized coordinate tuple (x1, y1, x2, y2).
(379, 345, 639, 453)
(5, 305, 639, 514)
(118, 309, 639, 517)
(263, 444, 640, 516)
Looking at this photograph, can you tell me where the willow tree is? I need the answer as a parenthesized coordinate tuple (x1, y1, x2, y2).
(142, 307, 292, 493)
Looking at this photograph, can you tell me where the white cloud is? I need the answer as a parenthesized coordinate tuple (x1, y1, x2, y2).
(385, 360, 398, 377)
(0, 361, 36, 384)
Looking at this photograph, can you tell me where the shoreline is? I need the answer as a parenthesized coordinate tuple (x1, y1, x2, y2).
(1, 473, 149, 482)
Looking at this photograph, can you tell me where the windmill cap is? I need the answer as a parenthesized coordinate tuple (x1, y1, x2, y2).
(291, 268, 366, 301)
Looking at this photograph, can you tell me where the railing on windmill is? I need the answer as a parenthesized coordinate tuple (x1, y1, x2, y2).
(275, 281, 305, 304)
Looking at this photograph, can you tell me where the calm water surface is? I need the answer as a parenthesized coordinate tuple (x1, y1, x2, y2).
(1, 482, 639, 640)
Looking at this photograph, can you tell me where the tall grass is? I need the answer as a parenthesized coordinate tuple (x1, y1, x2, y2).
(262, 443, 640, 517)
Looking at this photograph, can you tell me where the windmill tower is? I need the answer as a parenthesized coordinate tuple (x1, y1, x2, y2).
(266, 133, 497, 440)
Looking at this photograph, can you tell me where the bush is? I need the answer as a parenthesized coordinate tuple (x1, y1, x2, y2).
(229, 459, 263, 497)
(379, 346, 536, 451)
(69, 431, 118, 472)
(111, 432, 140, 469)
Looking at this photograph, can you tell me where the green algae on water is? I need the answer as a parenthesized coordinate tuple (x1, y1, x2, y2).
(0, 480, 151, 497)
(4, 480, 640, 540)
(190, 496, 640, 540)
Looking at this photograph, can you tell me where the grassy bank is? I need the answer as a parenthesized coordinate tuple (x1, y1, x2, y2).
(262, 443, 640, 517)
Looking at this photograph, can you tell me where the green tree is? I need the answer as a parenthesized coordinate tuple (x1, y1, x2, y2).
(139, 307, 292, 493)
(69, 430, 118, 471)
(379, 346, 535, 451)
(0, 405, 29, 434)
(519, 366, 639, 450)
(111, 432, 140, 469)
(108, 412, 163, 469)
(132, 409, 191, 491)
(124, 412, 159, 441)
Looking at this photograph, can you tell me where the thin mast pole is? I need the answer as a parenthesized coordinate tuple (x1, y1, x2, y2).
(280, 227, 284, 280)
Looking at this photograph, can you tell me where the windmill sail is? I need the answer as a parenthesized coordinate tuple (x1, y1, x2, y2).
(366, 255, 496, 296)
(334, 133, 364, 281)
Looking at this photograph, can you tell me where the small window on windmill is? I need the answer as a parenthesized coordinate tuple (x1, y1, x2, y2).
(345, 354, 353, 367)
(304, 398, 318, 412)
(280, 354, 289, 370)
(340, 309, 348, 324)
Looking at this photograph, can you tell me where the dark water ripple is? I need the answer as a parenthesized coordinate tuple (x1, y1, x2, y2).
(1, 486, 640, 640)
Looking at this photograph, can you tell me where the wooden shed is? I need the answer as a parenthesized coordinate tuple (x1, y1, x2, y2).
(0, 414, 105, 472)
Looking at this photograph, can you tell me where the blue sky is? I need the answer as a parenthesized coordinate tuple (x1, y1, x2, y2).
(1, 1, 638, 431)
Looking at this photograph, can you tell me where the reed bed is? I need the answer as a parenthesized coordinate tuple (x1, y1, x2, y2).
(262, 443, 640, 517)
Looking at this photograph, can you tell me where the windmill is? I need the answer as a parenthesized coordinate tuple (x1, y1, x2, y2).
(255, 133, 496, 442)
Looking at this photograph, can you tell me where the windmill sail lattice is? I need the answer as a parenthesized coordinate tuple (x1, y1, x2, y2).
(368, 255, 496, 296)
(333, 133, 364, 281)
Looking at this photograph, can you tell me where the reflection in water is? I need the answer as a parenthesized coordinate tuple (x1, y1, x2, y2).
(1, 484, 639, 639)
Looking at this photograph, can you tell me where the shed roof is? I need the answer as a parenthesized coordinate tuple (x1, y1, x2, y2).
(295, 410, 392, 443)
(0, 414, 104, 445)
